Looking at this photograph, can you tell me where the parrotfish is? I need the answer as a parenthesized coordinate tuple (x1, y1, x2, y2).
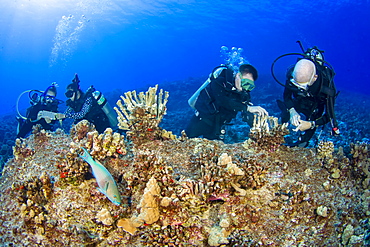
(79, 147, 122, 206)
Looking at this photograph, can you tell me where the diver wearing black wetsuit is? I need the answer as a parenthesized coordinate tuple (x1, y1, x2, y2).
(279, 59, 338, 147)
(186, 64, 267, 140)
(17, 84, 60, 138)
(64, 74, 114, 133)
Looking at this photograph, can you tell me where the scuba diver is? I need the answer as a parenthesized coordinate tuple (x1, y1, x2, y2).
(185, 63, 268, 140)
(64, 74, 118, 133)
(16, 83, 64, 138)
(272, 41, 339, 147)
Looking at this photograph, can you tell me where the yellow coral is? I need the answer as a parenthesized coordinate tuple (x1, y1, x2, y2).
(114, 85, 173, 145)
(114, 84, 169, 131)
(317, 140, 334, 160)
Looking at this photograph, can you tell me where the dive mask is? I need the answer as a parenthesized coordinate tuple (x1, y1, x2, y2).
(65, 90, 75, 98)
(241, 78, 255, 91)
(290, 78, 309, 90)
(42, 95, 56, 105)
(45, 95, 55, 101)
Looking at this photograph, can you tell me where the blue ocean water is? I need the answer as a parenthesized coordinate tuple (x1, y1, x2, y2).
(0, 0, 369, 116)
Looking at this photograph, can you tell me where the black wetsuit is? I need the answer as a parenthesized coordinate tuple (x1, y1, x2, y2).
(279, 63, 337, 145)
(17, 100, 59, 138)
(185, 67, 251, 140)
(65, 90, 110, 133)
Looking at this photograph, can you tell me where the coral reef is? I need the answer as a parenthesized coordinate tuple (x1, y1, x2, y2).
(0, 84, 369, 246)
(1, 126, 369, 246)
(70, 120, 127, 160)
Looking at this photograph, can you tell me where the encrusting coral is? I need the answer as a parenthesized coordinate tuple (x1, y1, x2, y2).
(0, 85, 369, 246)
(70, 120, 127, 159)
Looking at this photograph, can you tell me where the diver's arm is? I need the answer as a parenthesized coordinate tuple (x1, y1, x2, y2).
(283, 82, 295, 110)
(64, 97, 93, 120)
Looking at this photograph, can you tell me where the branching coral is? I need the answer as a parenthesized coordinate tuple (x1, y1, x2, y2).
(55, 150, 90, 184)
(12, 138, 35, 160)
(114, 85, 175, 146)
(317, 140, 334, 161)
(244, 115, 289, 152)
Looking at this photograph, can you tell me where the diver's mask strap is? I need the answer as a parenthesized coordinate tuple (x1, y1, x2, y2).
(290, 70, 316, 90)
(290, 78, 308, 90)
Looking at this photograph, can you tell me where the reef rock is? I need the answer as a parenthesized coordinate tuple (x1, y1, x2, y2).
(0, 85, 369, 246)
(136, 176, 161, 225)
(96, 208, 114, 226)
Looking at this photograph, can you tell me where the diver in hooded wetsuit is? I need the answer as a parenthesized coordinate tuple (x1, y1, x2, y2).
(64, 74, 118, 133)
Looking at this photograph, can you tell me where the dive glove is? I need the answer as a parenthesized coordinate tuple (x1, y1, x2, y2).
(289, 108, 301, 126)
(247, 105, 268, 116)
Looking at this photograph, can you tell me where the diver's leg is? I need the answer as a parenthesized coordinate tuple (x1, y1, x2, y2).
(185, 115, 212, 138)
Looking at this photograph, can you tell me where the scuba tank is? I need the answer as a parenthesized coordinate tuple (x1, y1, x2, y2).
(188, 65, 228, 110)
(92, 90, 118, 129)
(188, 78, 211, 110)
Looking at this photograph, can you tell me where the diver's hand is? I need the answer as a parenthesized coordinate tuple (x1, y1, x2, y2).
(247, 105, 268, 116)
(289, 108, 301, 126)
(293, 120, 314, 132)
(55, 113, 66, 120)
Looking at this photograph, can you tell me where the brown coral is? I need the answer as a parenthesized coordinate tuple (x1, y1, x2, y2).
(69, 120, 127, 160)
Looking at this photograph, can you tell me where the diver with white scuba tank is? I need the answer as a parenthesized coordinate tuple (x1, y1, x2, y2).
(64, 74, 118, 133)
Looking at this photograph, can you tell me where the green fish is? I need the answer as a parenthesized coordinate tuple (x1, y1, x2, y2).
(79, 147, 122, 206)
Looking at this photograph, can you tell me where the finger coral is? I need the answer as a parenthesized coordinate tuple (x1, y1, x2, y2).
(114, 85, 173, 146)
(70, 120, 127, 160)
(244, 115, 289, 152)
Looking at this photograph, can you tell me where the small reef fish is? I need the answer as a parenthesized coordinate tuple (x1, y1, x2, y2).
(79, 147, 122, 206)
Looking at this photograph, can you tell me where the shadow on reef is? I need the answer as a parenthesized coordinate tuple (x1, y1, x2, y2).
(0, 84, 369, 246)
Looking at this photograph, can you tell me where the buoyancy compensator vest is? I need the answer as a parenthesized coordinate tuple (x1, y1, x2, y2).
(271, 40, 340, 135)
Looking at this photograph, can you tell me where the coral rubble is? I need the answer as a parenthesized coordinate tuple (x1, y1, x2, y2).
(0, 85, 369, 246)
